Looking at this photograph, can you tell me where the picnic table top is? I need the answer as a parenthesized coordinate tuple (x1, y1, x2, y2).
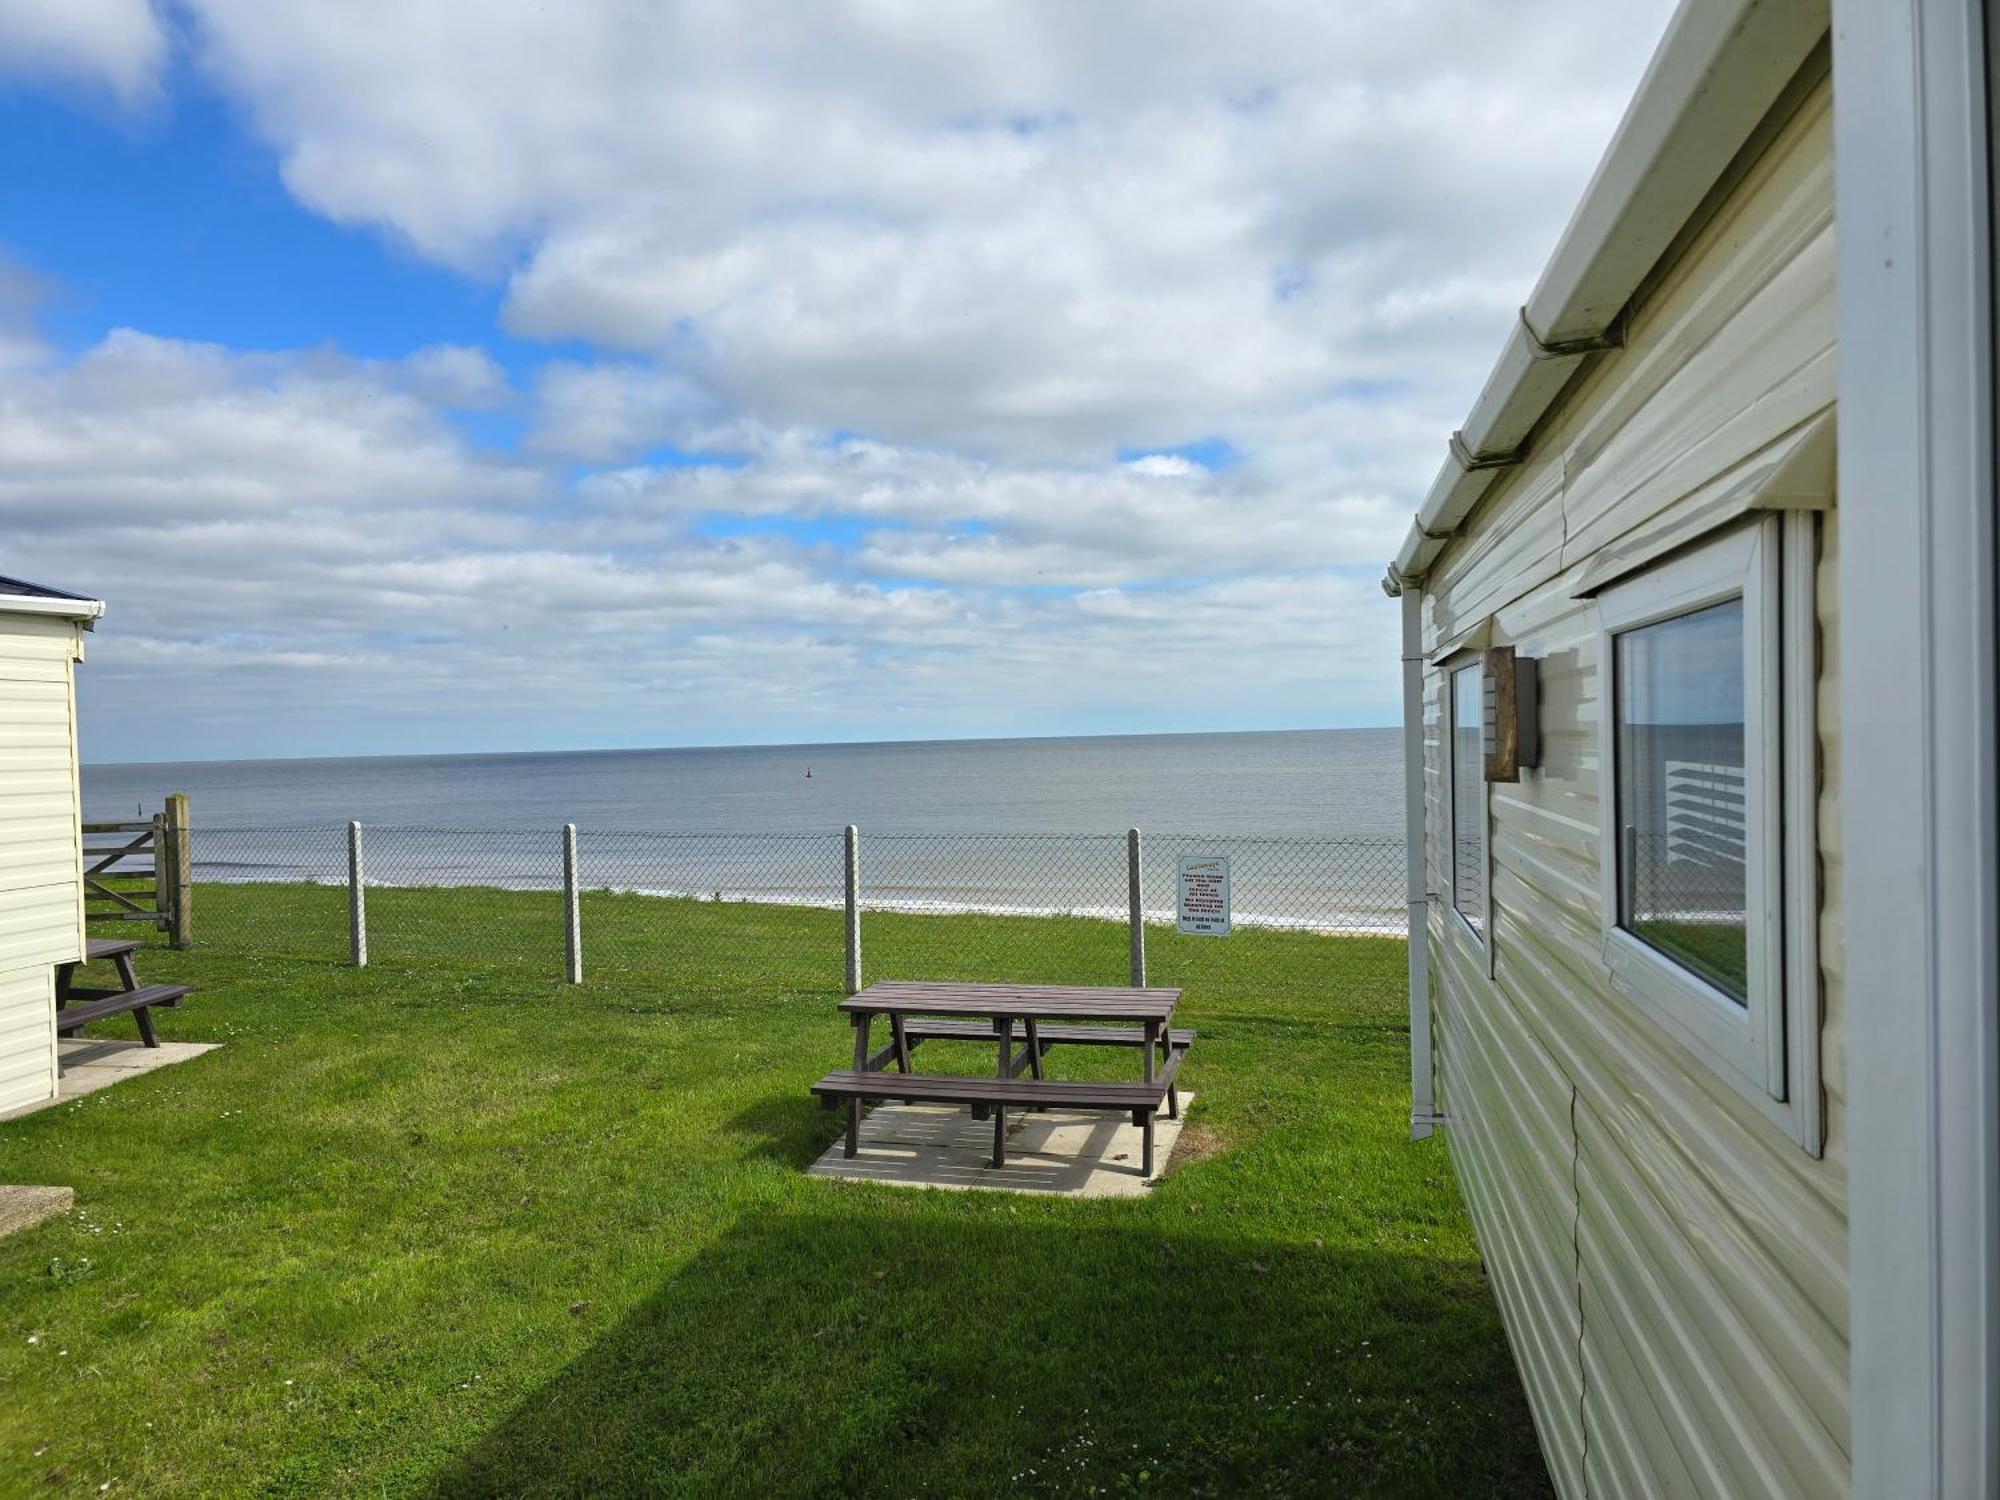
(841, 979, 1181, 1022)
(73, 937, 140, 964)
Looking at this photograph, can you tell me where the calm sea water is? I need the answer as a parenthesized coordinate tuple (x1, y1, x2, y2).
(83, 730, 1406, 927)
(83, 728, 1403, 838)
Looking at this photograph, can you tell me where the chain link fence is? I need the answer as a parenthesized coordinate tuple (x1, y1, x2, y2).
(180, 824, 1408, 997)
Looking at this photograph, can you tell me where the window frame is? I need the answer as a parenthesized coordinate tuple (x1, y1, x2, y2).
(1594, 513, 1821, 1151)
(1444, 653, 1493, 966)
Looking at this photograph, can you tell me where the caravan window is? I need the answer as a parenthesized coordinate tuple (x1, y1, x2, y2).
(1614, 600, 1749, 1001)
(1595, 512, 1820, 1151)
(1450, 663, 1487, 939)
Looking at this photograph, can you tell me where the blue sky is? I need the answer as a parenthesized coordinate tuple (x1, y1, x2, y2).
(0, 0, 1673, 762)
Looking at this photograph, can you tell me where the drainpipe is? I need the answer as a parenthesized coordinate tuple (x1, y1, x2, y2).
(1401, 582, 1441, 1140)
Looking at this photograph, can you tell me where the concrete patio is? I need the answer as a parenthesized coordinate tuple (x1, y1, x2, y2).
(809, 1093, 1195, 1197)
(0, 1036, 218, 1124)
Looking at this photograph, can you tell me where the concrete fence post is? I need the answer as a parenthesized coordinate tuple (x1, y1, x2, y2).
(347, 821, 367, 967)
(1128, 827, 1146, 987)
(165, 791, 193, 949)
(563, 823, 582, 984)
(844, 825, 861, 995)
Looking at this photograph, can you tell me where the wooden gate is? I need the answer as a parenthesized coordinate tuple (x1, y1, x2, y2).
(83, 792, 192, 949)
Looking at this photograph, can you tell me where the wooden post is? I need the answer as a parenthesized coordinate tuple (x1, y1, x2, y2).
(1127, 828, 1145, 987)
(165, 793, 192, 948)
(563, 823, 582, 984)
(844, 824, 861, 995)
(347, 821, 367, 967)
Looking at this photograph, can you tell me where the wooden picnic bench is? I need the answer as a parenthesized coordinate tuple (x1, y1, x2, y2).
(811, 980, 1192, 1177)
(54, 937, 190, 1048)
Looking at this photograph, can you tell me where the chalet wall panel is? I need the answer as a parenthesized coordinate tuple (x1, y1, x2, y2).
(0, 966, 56, 1115)
(1419, 73, 1847, 1498)
(0, 610, 88, 1115)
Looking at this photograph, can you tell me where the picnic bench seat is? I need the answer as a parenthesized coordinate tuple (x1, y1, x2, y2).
(55, 984, 189, 1048)
(54, 938, 190, 1049)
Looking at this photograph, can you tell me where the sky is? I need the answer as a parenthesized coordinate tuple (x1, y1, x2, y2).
(0, 0, 1676, 763)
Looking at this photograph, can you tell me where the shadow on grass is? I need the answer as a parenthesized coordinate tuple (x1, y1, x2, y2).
(425, 1209, 1549, 1499)
(726, 1091, 842, 1168)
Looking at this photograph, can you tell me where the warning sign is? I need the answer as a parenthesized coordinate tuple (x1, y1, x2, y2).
(1176, 855, 1231, 936)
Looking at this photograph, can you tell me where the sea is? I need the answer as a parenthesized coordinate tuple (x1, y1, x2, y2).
(81, 728, 1407, 929)
(82, 728, 1403, 838)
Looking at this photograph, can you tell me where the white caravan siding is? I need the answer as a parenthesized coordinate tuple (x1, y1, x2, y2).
(0, 611, 89, 1113)
(1422, 77, 1846, 1497)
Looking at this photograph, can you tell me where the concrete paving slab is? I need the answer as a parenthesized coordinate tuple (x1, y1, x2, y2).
(0, 1039, 220, 1122)
(809, 1093, 1195, 1197)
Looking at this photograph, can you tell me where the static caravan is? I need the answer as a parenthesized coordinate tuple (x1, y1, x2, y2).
(1382, 0, 2000, 1495)
(0, 578, 103, 1116)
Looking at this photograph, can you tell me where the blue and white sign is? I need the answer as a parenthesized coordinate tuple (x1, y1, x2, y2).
(1176, 854, 1231, 936)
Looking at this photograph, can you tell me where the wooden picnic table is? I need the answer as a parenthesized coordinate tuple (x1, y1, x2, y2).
(54, 937, 190, 1048)
(811, 980, 1192, 1177)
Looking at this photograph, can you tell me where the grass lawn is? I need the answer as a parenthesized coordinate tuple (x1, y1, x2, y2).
(0, 887, 1547, 1498)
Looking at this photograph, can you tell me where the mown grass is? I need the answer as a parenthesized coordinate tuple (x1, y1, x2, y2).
(0, 886, 1546, 1498)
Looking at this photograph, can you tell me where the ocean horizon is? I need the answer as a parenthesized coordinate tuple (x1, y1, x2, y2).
(82, 725, 1406, 839)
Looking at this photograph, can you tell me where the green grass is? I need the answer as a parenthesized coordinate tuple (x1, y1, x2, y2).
(0, 887, 1546, 1498)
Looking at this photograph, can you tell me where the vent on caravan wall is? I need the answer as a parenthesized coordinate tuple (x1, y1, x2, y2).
(1482, 646, 1540, 782)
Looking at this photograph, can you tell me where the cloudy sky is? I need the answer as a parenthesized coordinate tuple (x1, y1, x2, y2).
(0, 0, 1674, 762)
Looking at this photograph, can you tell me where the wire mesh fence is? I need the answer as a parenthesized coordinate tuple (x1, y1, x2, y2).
(579, 830, 845, 991)
(177, 824, 1409, 997)
(188, 825, 351, 962)
(861, 833, 1131, 985)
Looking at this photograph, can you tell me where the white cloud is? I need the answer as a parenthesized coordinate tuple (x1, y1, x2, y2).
(528, 361, 711, 462)
(398, 344, 512, 410)
(0, 326, 1403, 756)
(0, 330, 540, 529)
(0, 3, 1688, 754)
(0, 0, 166, 103)
(0, 255, 53, 371)
(180, 0, 1677, 458)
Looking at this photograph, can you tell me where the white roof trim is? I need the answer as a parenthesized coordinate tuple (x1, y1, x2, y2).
(0, 592, 104, 621)
(1384, 0, 1831, 596)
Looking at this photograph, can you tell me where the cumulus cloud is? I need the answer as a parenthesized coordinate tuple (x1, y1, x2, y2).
(0, 2, 1682, 754)
(0, 327, 1399, 755)
(0, 0, 166, 103)
(528, 361, 712, 462)
(398, 344, 512, 410)
(180, 0, 1675, 458)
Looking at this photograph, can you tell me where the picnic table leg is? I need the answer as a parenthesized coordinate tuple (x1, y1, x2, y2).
(972, 1017, 998, 1121)
(1022, 1017, 1046, 1109)
(113, 949, 141, 993)
(992, 1016, 1012, 1168)
(847, 1011, 872, 1157)
(1163, 1026, 1179, 1119)
(1021, 1018, 1045, 1079)
(891, 1013, 911, 1073)
(1142, 1021, 1159, 1178)
(132, 1003, 159, 1049)
(54, 962, 75, 1005)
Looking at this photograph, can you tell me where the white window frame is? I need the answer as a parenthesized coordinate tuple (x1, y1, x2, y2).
(1595, 512, 1821, 1151)
(1443, 655, 1492, 966)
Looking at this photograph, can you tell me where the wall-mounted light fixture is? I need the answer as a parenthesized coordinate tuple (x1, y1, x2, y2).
(1483, 645, 1540, 781)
